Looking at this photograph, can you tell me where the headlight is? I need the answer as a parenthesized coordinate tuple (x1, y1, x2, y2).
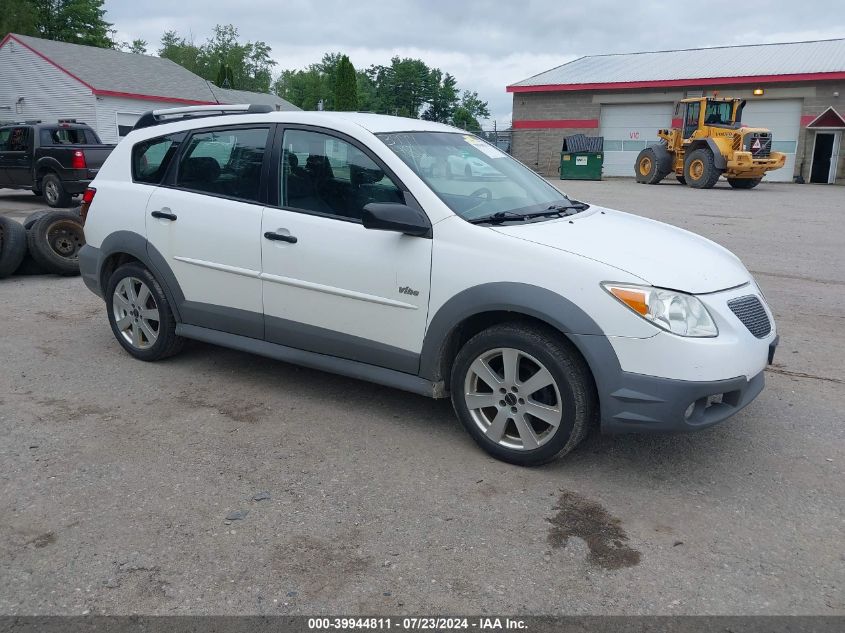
(602, 283, 718, 337)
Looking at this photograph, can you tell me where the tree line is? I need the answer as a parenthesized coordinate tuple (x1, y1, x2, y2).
(2, 1, 491, 129)
(274, 53, 491, 130)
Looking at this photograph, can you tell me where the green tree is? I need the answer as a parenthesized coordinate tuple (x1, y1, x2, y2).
(333, 55, 358, 111)
(272, 52, 342, 110)
(0, 0, 37, 40)
(2, 0, 113, 48)
(121, 38, 148, 54)
(422, 71, 458, 123)
(159, 25, 276, 93)
(451, 91, 491, 131)
(216, 62, 235, 89)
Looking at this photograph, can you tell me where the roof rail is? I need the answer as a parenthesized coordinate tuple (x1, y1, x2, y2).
(132, 104, 274, 131)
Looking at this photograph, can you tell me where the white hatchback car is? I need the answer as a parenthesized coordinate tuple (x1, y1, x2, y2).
(79, 105, 778, 465)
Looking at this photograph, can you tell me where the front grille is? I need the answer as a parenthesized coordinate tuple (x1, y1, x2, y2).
(745, 133, 772, 158)
(728, 295, 771, 338)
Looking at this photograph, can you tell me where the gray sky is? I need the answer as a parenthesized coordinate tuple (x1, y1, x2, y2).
(105, 0, 845, 125)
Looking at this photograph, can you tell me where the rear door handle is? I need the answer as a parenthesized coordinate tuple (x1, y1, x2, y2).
(264, 231, 297, 244)
(151, 209, 177, 221)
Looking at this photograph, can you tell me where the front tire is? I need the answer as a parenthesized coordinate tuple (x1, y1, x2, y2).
(727, 178, 761, 189)
(106, 263, 184, 361)
(634, 145, 672, 184)
(450, 323, 595, 466)
(684, 148, 721, 188)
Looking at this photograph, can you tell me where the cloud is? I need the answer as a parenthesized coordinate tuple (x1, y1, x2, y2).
(104, 0, 845, 125)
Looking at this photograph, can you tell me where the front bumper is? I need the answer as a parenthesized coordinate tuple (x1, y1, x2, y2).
(599, 368, 766, 434)
(726, 151, 786, 176)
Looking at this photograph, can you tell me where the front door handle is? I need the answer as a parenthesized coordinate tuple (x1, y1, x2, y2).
(151, 209, 177, 221)
(264, 231, 297, 244)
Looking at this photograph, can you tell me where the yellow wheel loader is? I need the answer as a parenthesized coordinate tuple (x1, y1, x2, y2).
(634, 97, 786, 189)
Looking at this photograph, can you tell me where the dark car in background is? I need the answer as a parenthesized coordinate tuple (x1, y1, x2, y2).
(0, 120, 114, 207)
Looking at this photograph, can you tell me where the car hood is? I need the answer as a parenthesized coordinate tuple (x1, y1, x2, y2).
(492, 206, 750, 294)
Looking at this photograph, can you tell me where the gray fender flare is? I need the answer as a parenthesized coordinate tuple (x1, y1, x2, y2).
(418, 282, 621, 388)
(97, 230, 186, 321)
(689, 139, 727, 170)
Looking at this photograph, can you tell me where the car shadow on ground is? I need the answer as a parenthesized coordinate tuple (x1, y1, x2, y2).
(171, 339, 751, 479)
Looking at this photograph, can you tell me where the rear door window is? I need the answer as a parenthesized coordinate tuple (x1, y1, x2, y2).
(176, 127, 269, 203)
(132, 133, 185, 184)
(39, 127, 91, 145)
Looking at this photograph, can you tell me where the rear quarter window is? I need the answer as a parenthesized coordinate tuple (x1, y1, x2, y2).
(132, 133, 185, 184)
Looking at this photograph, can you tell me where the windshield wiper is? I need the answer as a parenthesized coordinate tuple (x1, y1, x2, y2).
(544, 201, 590, 214)
(467, 211, 527, 225)
(468, 201, 590, 225)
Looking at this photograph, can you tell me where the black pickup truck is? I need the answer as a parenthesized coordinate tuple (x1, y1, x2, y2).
(0, 120, 114, 207)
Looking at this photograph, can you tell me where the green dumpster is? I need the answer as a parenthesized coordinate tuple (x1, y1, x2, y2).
(560, 151, 603, 180)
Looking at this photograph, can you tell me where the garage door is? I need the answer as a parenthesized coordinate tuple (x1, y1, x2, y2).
(741, 99, 802, 182)
(600, 103, 674, 177)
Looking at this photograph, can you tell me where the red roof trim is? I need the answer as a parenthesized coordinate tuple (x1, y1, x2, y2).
(2, 33, 97, 91)
(1, 33, 217, 106)
(801, 115, 817, 126)
(92, 89, 216, 105)
(507, 71, 845, 93)
(512, 119, 599, 129)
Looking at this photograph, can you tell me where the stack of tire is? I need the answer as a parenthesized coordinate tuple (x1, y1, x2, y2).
(0, 208, 85, 279)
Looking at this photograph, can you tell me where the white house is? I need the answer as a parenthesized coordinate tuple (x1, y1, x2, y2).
(0, 33, 298, 144)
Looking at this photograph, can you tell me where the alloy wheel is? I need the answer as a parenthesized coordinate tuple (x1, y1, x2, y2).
(112, 277, 160, 350)
(44, 181, 59, 205)
(463, 347, 563, 451)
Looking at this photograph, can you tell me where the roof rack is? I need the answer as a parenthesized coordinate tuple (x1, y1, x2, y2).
(132, 104, 274, 131)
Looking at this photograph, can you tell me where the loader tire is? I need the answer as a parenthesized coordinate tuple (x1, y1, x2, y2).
(727, 178, 761, 189)
(634, 146, 672, 184)
(684, 148, 721, 189)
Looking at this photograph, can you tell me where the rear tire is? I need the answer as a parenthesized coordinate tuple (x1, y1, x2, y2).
(26, 210, 85, 275)
(684, 148, 721, 189)
(727, 178, 761, 189)
(634, 145, 672, 184)
(42, 173, 72, 208)
(450, 323, 595, 466)
(0, 217, 27, 278)
(106, 263, 184, 361)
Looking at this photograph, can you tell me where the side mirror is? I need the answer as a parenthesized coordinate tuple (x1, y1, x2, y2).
(362, 203, 431, 238)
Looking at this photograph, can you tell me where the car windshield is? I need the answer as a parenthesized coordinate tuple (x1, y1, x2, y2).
(377, 131, 578, 222)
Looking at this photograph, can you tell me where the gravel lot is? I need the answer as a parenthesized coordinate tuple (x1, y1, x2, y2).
(0, 180, 843, 615)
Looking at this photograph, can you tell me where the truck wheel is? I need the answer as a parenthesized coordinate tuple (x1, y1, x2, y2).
(42, 173, 72, 208)
(26, 210, 85, 275)
(684, 149, 721, 189)
(0, 217, 27, 279)
(106, 262, 184, 361)
(727, 178, 761, 189)
(450, 323, 595, 466)
(634, 146, 672, 184)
